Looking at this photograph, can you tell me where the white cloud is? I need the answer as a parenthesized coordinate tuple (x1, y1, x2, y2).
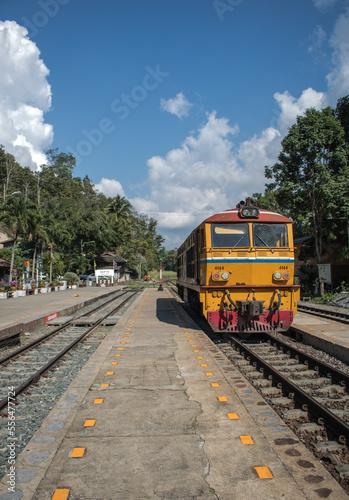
(274, 88, 327, 131)
(94, 178, 125, 197)
(0, 21, 53, 169)
(326, 7, 349, 99)
(160, 92, 193, 118)
(130, 112, 240, 230)
(308, 25, 327, 56)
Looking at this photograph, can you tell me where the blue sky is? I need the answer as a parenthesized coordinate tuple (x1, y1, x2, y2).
(1, 0, 349, 248)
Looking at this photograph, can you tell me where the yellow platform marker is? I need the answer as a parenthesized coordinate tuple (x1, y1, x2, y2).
(193, 349, 199, 352)
(94, 399, 103, 405)
(106, 371, 114, 375)
(240, 435, 254, 444)
(111, 361, 118, 365)
(218, 396, 228, 402)
(205, 372, 213, 376)
(254, 466, 273, 479)
(118, 347, 124, 350)
(227, 413, 239, 419)
(115, 354, 121, 357)
(51, 489, 70, 500)
(201, 363, 208, 367)
(121, 341, 126, 344)
(101, 383, 109, 388)
(123, 336, 128, 339)
(211, 382, 220, 388)
(70, 447, 85, 458)
(197, 356, 203, 359)
(84, 419, 96, 427)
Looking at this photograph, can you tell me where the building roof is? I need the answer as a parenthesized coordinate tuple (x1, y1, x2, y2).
(92, 252, 127, 265)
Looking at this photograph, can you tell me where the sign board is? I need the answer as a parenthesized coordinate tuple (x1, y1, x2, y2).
(95, 269, 114, 284)
(96, 269, 114, 277)
(318, 264, 331, 284)
(46, 312, 58, 323)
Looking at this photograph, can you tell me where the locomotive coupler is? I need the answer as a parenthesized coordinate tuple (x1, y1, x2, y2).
(236, 300, 264, 317)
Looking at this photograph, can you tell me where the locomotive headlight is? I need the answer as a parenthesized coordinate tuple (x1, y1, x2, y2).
(241, 207, 259, 218)
(283, 272, 290, 280)
(274, 271, 282, 280)
(212, 272, 220, 280)
(221, 272, 229, 280)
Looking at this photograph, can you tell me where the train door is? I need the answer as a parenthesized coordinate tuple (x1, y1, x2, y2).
(194, 229, 199, 284)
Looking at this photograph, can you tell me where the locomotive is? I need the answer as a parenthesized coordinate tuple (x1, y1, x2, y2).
(177, 200, 300, 337)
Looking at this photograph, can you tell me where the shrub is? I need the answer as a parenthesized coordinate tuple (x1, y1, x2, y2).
(63, 272, 79, 283)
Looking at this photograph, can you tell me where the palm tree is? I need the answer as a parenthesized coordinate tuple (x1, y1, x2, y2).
(107, 195, 132, 224)
(0, 195, 38, 282)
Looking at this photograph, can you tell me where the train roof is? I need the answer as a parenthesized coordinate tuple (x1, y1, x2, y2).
(203, 207, 292, 224)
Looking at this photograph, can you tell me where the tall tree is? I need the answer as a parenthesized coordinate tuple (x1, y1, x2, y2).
(0, 195, 38, 281)
(265, 106, 349, 262)
(336, 95, 349, 142)
(107, 195, 132, 223)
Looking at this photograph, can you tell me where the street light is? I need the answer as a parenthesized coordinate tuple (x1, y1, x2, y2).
(81, 240, 95, 256)
(3, 191, 22, 201)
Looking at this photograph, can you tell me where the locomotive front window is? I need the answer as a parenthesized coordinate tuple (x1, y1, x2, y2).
(211, 223, 249, 248)
(253, 223, 288, 248)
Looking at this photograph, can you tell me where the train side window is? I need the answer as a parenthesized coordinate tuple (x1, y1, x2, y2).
(253, 223, 288, 248)
(211, 223, 249, 248)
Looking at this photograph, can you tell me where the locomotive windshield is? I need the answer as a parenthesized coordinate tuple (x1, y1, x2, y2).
(211, 222, 289, 248)
(211, 223, 249, 248)
(253, 223, 288, 248)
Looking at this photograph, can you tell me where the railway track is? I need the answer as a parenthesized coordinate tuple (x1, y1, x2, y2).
(298, 301, 349, 324)
(0, 289, 139, 411)
(168, 287, 349, 490)
(218, 333, 349, 488)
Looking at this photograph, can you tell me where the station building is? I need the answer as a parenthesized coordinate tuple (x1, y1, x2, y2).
(92, 252, 129, 284)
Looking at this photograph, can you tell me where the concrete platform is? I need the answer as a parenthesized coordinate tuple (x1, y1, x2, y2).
(293, 304, 349, 362)
(0, 290, 346, 499)
(0, 286, 123, 343)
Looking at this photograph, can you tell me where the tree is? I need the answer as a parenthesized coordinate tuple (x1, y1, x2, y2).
(107, 195, 132, 223)
(336, 95, 349, 142)
(265, 106, 349, 263)
(0, 195, 38, 281)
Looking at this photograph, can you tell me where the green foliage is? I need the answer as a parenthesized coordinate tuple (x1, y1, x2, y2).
(162, 249, 177, 271)
(263, 100, 349, 262)
(0, 146, 166, 279)
(63, 271, 79, 283)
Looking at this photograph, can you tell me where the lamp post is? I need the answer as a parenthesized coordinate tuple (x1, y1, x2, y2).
(80, 240, 95, 274)
(81, 240, 95, 255)
(158, 258, 163, 291)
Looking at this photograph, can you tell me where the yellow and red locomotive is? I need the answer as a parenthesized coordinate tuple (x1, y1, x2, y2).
(177, 200, 300, 336)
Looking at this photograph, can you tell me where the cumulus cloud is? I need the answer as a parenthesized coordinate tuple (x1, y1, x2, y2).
(130, 112, 240, 227)
(160, 92, 193, 118)
(274, 88, 327, 131)
(94, 178, 125, 197)
(0, 21, 53, 169)
(326, 7, 349, 99)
